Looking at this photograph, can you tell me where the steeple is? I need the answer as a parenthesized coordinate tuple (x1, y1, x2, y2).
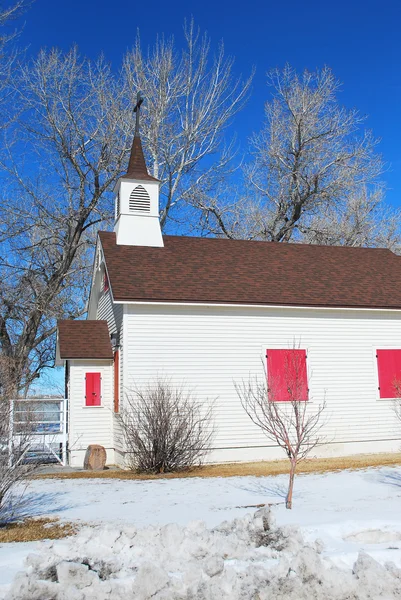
(122, 93, 159, 182)
(113, 92, 163, 248)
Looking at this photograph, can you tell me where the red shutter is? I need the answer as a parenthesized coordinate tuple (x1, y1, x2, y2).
(114, 351, 119, 413)
(376, 350, 401, 398)
(267, 349, 308, 402)
(85, 372, 101, 406)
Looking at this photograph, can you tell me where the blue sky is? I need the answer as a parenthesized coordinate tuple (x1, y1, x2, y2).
(21, 0, 401, 205)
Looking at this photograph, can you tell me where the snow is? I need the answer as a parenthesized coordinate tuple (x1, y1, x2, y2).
(1, 466, 401, 598)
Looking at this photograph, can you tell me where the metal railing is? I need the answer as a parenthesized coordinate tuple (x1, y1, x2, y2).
(10, 398, 68, 466)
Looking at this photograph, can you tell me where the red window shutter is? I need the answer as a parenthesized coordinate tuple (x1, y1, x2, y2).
(114, 351, 119, 413)
(266, 349, 308, 402)
(376, 350, 401, 398)
(85, 372, 101, 406)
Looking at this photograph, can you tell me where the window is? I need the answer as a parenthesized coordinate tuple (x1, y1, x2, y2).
(266, 349, 308, 402)
(85, 372, 101, 406)
(103, 271, 109, 293)
(376, 349, 401, 399)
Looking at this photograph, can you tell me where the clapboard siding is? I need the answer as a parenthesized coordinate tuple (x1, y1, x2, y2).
(68, 359, 114, 467)
(96, 293, 124, 462)
(96, 291, 123, 336)
(96, 290, 114, 328)
(113, 305, 125, 460)
(123, 304, 401, 461)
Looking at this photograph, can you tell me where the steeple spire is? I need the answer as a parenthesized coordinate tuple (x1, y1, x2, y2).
(122, 92, 159, 182)
(114, 91, 163, 247)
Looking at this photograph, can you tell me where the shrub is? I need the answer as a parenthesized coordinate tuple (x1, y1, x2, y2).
(117, 378, 214, 473)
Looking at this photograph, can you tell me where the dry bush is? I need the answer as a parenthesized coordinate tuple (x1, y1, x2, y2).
(117, 378, 214, 473)
(0, 396, 39, 521)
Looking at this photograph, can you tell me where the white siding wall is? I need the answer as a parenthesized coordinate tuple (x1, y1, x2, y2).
(68, 359, 114, 467)
(113, 305, 125, 464)
(96, 290, 123, 336)
(96, 290, 125, 463)
(122, 304, 401, 463)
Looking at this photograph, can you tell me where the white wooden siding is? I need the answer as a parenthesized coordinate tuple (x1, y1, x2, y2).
(96, 290, 123, 336)
(123, 304, 401, 463)
(113, 304, 125, 461)
(91, 288, 125, 465)
(68, 359, 114, 467)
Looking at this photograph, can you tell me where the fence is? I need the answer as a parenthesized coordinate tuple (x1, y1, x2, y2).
(10, 398, 68, 466)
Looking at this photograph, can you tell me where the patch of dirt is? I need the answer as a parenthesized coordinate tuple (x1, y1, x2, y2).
(0, 518, 78, 543)
(33, 452, 401, 481)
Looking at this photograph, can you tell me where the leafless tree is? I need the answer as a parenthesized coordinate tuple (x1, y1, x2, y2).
(0, 1, 29, 124)
(235, 353, 326, 509)
(0, 1, 26, 45)
(395, 400, 401, 428)
(199, 65, 396, 247)
(0, 22, 252, 395)
(392, 380, 401, 431)
(302, 188, 401, 251)
(117, 378, 214, 473)
(0, 47, 133, 395)
(123, 18, 253, 230)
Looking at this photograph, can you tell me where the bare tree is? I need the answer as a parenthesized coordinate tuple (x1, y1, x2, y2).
(0, 22, 252, 395)
(302, 188, 401, 252)
(123, 18, 253, 231)
(0, 47, 135, 395)
(395, 400, 401, 428)
(392, 380, 401, 431)
(0, 1, 26, 45)
(235, 353, 326, 509)
(0, 1, 29, 125)
(200, 65, 394, 246)
(117, 378, 214, 473)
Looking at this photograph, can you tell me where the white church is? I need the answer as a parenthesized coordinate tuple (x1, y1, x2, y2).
(56, 107, 401, 468)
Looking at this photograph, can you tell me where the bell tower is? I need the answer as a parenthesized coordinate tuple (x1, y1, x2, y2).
(114, 93, 163, 247)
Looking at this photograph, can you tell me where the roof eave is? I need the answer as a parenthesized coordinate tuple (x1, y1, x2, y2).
(110, 298, 401, 311)
(58, 355, 113, 361)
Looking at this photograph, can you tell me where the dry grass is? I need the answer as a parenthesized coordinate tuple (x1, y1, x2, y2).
(0, 518, 78, 543)
(34, 452, 401, 481)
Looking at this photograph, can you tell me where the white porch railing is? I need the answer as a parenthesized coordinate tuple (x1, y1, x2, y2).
(10, 398, 68, 466)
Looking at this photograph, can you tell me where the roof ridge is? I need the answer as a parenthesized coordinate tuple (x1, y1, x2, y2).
(98, 230, 395, 255)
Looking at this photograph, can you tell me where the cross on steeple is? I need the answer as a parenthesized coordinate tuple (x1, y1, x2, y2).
(114, 90, 163, 247)
(122, 92, 159, 182)
(134, 91, 144, 137)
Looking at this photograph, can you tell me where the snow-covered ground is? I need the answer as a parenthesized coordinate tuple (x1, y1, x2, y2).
(2, 466, 401, 598)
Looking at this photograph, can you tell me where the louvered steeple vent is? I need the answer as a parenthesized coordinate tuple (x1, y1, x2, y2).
(113, 93, 163, 248)
(129, 185, 151, 212)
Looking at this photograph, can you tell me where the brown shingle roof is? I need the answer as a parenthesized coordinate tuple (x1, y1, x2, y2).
(57, 320, 113, 359)
(99, 231, 401, 309)
(121, 135, 159, 182)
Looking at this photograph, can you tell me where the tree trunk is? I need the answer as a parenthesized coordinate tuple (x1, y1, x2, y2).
(286, 459, 297, 509)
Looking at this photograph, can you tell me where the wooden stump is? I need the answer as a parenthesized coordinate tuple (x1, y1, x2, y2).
(84, 444, 106, 471)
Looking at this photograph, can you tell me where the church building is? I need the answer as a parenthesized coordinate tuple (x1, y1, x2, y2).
(56, 104, 401, 468)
